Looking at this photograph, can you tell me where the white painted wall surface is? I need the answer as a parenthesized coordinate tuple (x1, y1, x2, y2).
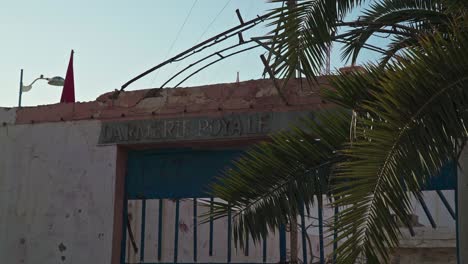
(0, 120, 117, 264)
(0, 111, 459, 264)
(0, 107, 16, 124)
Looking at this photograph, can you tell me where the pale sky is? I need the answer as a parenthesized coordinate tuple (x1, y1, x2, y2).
(0, 0, 379, 107)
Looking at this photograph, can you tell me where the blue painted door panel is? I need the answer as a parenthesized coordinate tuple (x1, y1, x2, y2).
(122, 148, 290, 264)
(127, 148, 457, 198)
(127, 149, 242, 199)
(424, 162, 457, 190)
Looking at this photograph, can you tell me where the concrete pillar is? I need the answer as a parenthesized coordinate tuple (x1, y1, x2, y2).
(458, 146, 468, 263)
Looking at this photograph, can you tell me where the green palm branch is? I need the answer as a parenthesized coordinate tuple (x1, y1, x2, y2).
(332, 29, 468, 263)
(209, 108, 350, 247)
(264, 0, 364, 82)
(339, 0, 451, 64)
(208, 1, 468, 263)
(263, 0, 457, 76)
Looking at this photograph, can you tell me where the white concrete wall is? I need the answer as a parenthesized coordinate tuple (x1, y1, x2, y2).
(0, 107, 16, 124)
(0, 120, 117, 264)
(0, 112, 459, 263)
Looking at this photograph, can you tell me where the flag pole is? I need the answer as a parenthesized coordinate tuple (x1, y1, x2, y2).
(18, 69, 23, 107)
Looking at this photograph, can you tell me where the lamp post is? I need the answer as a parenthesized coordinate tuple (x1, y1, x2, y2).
(18, 69, 23, 107)
(18, 70, 65, 107)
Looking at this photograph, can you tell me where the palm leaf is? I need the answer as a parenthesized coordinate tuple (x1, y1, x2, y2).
(264, 0, 363, 83)
(206, 2, 468, 262)
(208, 108, 351, 247)
(332, 27, 468, 263)
(339, 0, 450, 64)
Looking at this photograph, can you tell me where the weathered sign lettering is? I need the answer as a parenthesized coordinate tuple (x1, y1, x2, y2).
(98, 112, 312, 144)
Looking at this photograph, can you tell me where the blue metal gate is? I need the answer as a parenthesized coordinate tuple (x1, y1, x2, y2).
(121, 149, 291, 264)
(121, 149, 458, 264)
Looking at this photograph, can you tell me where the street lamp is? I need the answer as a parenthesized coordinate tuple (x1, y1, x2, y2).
(18, 69, 65, 107)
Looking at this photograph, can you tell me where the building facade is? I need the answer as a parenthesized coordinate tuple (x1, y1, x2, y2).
(0, 79, 463, 263)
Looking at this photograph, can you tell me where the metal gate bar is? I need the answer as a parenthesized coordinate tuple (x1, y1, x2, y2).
(174, 199, 180, 263)
(318, 197, 324, 264)
(141, 199, 147, 262)
(300, 205, 307, 264)
(333, 205, 339, 264)
(120, 191, 128, 264)
(436, 190, 456, 220)
(227, 205, 232, 263)
(158, 200, 163, 261)
(123, 199, 284, 263)
(120, 196, 457, 263)
(209, 197, 214, 257)
(418, 196, 437, 228)
(279, 225, 286, 263)
(193, 199, 198, 262)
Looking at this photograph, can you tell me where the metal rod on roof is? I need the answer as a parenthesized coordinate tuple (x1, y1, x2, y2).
(252, 37, 306, 76)
(172, 44, 260, 89)
(235, 9, 244, 25)
(260, 54, 288, 105)
(120, 12, 271, 91)
(159, 40, 254, 89)
(172, 23, 258, 64)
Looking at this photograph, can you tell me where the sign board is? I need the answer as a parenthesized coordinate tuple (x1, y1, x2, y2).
(98, 111, 313, 145)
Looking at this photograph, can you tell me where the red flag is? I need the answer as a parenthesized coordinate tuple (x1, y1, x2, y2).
(60, 50, 75, 103)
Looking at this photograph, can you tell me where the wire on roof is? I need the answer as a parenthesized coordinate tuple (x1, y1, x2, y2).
(165, 0, 232, 86)
(197, 0, 232, 43)
(150, 0, 198, 86)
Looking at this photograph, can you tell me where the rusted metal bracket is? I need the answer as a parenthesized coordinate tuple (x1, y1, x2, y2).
(253, 37, 305, 76)
(238, 32, 245, 44)
(260, 54, 288, 105)
(235, 8, 245, 44)
(235, 9, 244, 25)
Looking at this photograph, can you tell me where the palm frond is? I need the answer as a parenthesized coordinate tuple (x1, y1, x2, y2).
(332, 27, 468, 263)
(378, 35, 419, 66)
(264, 0, 363, 83)
(208, 109, 351, 247)
(339, 0, 449, 64)
(206, 2, 468, 262)
(264, 0, 454, 80)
